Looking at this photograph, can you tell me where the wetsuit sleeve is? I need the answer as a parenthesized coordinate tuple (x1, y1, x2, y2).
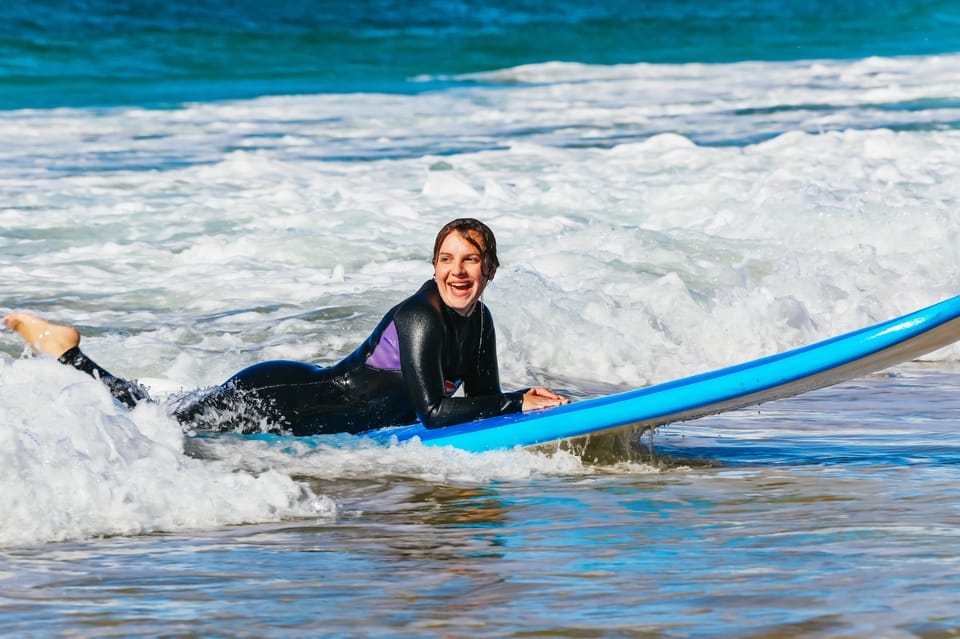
(394, 302, 523, 429)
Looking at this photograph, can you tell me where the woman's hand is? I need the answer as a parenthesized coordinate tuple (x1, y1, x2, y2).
(522, 387, 571, 412)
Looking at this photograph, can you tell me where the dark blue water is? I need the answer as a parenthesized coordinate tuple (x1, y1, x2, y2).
(2, 0, 959, 109)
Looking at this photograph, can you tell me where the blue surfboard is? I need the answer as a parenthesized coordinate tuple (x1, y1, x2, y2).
(364, 296, 960, 452)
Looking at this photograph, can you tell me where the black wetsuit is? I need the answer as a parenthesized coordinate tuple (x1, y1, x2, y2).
(59, 280, 525, 435)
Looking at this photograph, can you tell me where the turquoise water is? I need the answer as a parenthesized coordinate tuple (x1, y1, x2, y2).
(3, 1, 960, 636)
(3, 0, 959, 109)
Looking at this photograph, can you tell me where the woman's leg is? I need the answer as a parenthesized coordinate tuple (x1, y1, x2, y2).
(176, 361, 374, 435)
(5, 313, 374, 433)
(4, 312, 150, 408)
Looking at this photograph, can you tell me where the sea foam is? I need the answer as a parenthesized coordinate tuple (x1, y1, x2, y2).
(0, 358, 333, 546)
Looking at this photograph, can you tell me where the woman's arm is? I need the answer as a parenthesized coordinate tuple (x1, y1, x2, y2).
(394, 301, 523, 429)
(465, 305, 570, 412)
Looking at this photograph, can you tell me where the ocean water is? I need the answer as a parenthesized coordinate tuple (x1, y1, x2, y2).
(3, 0, 960, 635)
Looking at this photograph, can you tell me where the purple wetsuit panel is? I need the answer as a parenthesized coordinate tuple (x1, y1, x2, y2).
(364, 320, 402, 370)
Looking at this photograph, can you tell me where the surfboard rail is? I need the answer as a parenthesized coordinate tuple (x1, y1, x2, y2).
(369, 296, 960, 452)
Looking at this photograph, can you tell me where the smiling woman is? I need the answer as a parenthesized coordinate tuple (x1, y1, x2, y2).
(3, 218, 569, 436)
(432, 218, 499, 316)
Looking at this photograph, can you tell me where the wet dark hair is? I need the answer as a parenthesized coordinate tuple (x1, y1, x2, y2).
(432, 218, 499, 277)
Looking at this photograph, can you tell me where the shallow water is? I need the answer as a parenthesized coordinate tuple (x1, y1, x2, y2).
(4, 368, 960, 636)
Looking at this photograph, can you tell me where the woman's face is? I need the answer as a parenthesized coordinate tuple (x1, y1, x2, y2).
(433, 231, 495, 317)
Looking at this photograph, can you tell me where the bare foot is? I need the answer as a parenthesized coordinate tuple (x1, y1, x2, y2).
(3, 312, 80, 358)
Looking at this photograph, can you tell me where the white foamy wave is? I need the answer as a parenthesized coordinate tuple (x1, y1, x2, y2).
(188, 433, 600, 484)
(432, 54, 960, 145)
(2, 128, 958, 390)
(0, 358, 334, 547)
(481, 127, 960, 385)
